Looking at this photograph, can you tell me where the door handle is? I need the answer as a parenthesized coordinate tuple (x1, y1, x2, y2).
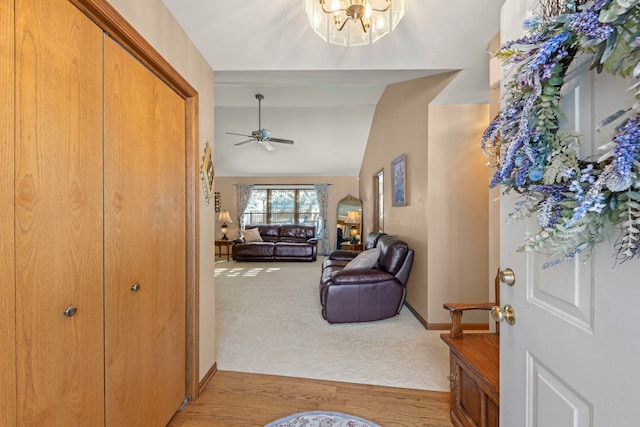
(63, 306, 78, 317)
(491, 304, 516, 325)
(447, 373, 457, 385)
(499, 268, 516, 286)
(130, 283, 141, 292)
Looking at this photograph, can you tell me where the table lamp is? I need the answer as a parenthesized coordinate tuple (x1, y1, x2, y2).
(345, 210, 360, 243)
(218, 211, 233, 240)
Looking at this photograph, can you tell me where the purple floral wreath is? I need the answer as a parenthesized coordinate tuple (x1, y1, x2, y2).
(483, 0, 640, 267)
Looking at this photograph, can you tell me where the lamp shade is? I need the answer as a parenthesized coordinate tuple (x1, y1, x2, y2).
(345, 210, 360, 224)
(218, 211, 233, 224)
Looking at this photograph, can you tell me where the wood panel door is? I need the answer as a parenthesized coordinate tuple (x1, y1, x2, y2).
(151, 64, 187, 424)
(104, 36, 186, 426)
(14, 0, 105, 425)
(0, 0, 16, 424)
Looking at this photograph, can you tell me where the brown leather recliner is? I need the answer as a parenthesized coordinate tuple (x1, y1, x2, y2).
(319, 234, 414, 323)
(321, 231, 386, 270)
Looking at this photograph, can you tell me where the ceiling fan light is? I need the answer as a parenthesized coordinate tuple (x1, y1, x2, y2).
(260, 141, 276, 152)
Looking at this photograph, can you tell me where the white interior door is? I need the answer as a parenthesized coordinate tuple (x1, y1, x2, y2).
(499, 1, 640, 425)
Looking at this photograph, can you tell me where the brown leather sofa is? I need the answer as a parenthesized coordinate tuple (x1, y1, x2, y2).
(319, 233, 414, 323)
(232, 224, 318, 262)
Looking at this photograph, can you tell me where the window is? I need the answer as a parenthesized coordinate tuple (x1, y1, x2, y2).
(242, 187, 320, 227)
(373, 170, 384, 232)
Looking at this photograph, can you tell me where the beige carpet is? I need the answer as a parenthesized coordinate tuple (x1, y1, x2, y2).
(214, 258, 450, 391)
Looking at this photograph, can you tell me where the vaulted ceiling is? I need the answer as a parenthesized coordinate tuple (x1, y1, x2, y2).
(161, 0, 505, 176)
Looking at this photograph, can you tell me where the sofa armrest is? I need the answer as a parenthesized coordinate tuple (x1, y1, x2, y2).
(306, 238, 319, 245)
(330, 269, 393, 285)
(326, 250, 359, 261)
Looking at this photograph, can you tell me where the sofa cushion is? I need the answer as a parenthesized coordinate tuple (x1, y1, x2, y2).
(246, 224, 280, 242)
(274, 242, 315, 258)
(233, 242, 274, 258)
(377, 235, 409, 276)
(278, 224, 315, 243)
(364, 231, 386, 250)
(242, 227, 263, 242)
(343, 247, 379, 270)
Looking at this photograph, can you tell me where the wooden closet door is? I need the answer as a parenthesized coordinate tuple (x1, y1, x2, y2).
(14, 0, 105, 425)
(151, 68, 187, 424)
(104, 36, 186, 426)
(1, 0, 16, 424)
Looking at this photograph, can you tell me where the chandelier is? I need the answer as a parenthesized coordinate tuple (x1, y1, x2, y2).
(305, 0, 407, 47)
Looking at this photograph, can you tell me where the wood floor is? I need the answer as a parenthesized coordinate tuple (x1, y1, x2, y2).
(168, 370, 454, 427)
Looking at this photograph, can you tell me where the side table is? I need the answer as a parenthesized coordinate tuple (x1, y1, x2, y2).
(340, 242, 364, 252)
(215, 239, 234, 261)
(441, 333, 499, 427)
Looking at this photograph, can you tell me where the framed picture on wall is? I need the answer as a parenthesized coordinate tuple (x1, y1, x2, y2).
(200, 142, 214, 205)
(391, 153, 406, 207)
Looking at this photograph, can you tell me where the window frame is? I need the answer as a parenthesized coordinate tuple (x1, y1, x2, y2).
(242, 186, 320, 227)
(373, 169, 384, 232)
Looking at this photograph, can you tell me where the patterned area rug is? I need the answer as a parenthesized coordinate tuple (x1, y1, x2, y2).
(264, 411, 381, 427)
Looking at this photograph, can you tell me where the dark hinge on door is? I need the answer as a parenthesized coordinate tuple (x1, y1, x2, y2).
(177, 397, 188, 411)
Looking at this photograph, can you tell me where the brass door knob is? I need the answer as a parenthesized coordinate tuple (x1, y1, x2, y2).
(491, 304, 516, 325)
(499, 268, 516, 286)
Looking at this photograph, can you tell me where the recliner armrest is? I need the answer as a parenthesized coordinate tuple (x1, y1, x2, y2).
(330, 269, 393, 285)
(306, 238, 319, 245)
(326, 249, 359, 261)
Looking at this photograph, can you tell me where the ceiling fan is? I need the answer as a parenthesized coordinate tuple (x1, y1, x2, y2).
(226, 93, 294, 152)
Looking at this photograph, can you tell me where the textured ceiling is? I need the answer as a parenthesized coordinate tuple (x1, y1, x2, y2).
(161, 0, 505, 176)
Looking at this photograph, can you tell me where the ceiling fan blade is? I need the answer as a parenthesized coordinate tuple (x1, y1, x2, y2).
(226, 132, 253, 138)
(226, 95, 290, 151)
(234, 139, 255, 146)
(268, 137, 294, 144)
(260, 140, 276, 152)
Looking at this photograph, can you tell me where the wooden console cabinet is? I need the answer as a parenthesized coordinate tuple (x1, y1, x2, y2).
(441, 333, 500, 427)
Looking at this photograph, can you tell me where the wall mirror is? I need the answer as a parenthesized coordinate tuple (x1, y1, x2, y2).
(336, 194, 363, 249)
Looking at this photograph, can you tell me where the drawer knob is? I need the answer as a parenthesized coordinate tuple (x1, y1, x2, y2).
(447, 373, 457, 384)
